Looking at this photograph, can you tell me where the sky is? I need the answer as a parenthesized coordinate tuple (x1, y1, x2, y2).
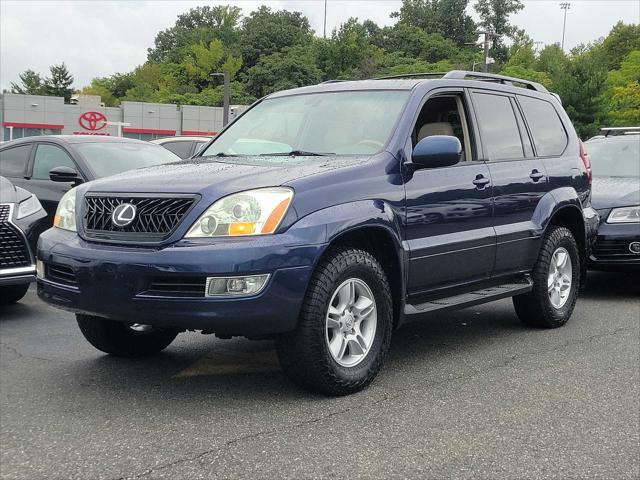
(1, 0, 639, 91)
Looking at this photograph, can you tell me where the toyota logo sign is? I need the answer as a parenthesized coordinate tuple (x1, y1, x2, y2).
(79, 111, 107, 131)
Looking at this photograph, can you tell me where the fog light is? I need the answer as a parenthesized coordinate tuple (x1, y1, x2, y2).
(36, 260, 44, 279)
(206, 274, 270, 297)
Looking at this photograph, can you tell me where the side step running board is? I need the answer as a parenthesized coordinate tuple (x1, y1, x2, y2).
(405, 276, 533, 315)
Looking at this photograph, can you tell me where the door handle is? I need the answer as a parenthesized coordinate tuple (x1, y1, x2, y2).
(530, 169, 545, 181)
(473, 175, 490, 189)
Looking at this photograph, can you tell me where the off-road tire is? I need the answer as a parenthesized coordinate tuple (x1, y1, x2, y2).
(76, 314, 178, 357)
(0, 284, 30, 306)
(276, 247, 393, 396)
(513, 226, 580, 328)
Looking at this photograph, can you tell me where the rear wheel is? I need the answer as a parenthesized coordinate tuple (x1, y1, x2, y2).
(514, 226, 580, 328)
(76, 314, 178, 357)
(0, 284, 30, 306)
(276, 247, 393, 396)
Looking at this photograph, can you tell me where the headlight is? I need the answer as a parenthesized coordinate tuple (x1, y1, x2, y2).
(16, 194, 43, 219)
(607, 206, 640, 224)
(185, 187, 293, 237)
(53, 188, 77, 232)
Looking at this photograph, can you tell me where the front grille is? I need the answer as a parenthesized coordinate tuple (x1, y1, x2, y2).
(144, 276, 207, 297)
(46, 263, 77, 285)
(83, 195, 197, 240)
(593, 238, 640, 260)
(0, 205, 31, 270)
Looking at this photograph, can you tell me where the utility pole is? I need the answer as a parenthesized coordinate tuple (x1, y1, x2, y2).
(210, 72, 230, 128)
(483, 32, 490, 72)
(560, 2, 571, 51)
(323, 0, 328, 39)
(467, 31, 494, 72)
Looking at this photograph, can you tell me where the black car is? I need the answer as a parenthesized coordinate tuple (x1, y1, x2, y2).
(37, 71, 598, 395)
(0, 136, 180, 227)
(586, 130, 640, 270)
(0, 176, 46, 305)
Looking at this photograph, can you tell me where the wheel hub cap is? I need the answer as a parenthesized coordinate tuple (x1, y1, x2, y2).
(547, 247, 572, 309)
(325, 278, 377, 367)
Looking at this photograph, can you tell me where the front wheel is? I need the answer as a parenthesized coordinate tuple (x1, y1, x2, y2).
(276, 247, 393, 396)
(514, 226, 580, 328)
(76, 314, 179, 357)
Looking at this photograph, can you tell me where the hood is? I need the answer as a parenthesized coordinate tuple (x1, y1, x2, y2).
(83, 155, 370, 197)
(591, 176, 640, 210)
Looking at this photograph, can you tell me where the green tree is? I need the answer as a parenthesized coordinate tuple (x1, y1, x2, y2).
(391, 0, 476, 47)
(599, 22, 640, 70)
(245, 46, 322, 98)
(148, 5, 242, 62)
(45, 63, 74, 102)
(605, 50, 640, 126)
(241, 7, 314, 71)
(10, 70, 46, 95)
(382, 24, 457, 62)
(474, 0, 524, 62)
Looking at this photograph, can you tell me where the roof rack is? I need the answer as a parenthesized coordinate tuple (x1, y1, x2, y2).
(601, 126, 640, 137)
(373, 70, 549, 93)
(373, 72, 448, 80)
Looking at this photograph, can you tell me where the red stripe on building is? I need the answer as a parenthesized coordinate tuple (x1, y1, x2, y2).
(180, 130, 217, 136)
(122, 128, 177, 135)
(3, 122, 64, 130)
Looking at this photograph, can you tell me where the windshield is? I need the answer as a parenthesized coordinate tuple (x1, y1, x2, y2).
(587, 137, 640, 178)
(201, 90, 410, 158)
(76, 142, 180, 178)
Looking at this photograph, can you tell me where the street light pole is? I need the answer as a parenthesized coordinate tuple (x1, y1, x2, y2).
(323, 0, 328, 39)
(210, 72, 230, 128)
(560, 2, 571, 51)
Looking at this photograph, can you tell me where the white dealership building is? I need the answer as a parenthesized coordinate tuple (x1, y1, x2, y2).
(0, 93, 247, 141)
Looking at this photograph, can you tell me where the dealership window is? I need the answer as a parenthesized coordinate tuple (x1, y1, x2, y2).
(2, 127, 62, 141)
(32, 144, 76, 180)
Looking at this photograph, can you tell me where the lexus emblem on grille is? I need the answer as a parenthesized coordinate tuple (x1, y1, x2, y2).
(111, 203, 137, 227)
(629, 242, 640, 254)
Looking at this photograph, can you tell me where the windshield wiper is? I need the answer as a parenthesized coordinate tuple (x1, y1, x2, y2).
(260, 150, 334, 157)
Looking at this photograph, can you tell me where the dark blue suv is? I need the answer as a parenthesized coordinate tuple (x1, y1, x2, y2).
(37, 71, 599, 395)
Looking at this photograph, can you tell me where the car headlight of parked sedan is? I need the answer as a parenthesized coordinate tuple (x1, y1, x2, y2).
(53, 188, 77, 232)
(607, 205, 640, 224)
(185, 187, 293, 238)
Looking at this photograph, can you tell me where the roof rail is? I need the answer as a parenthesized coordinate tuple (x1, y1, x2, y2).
(372, 70, 549, 93)
(442, 70, 548, 92)
(601, 126, 640, 137)
(320, 79, 348, 84)
(373, 72, 448, 80)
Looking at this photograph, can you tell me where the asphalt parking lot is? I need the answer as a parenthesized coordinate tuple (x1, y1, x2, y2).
(1, 271, 638, 480)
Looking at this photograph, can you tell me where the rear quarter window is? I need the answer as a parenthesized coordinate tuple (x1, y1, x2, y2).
(0, 144, 31, 178)
(518, 96, 568, 156)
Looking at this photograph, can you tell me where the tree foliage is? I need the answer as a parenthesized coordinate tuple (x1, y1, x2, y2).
(7, 2, 639, 138)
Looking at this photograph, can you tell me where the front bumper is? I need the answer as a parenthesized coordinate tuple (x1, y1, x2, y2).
(588, 216, 640, 271)
(37, 228, 326, 335)
(0, 266, 36, 286)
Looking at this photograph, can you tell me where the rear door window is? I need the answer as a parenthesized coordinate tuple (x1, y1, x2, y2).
(0, 144, 31, 177)
(32, 144, 77, 179)
(472, 93, 524, 161)
(518, 96, 568, 156)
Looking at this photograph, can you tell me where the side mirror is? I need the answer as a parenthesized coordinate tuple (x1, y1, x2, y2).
(411, 135, 462, 169)
(49, 166, 83, 185)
